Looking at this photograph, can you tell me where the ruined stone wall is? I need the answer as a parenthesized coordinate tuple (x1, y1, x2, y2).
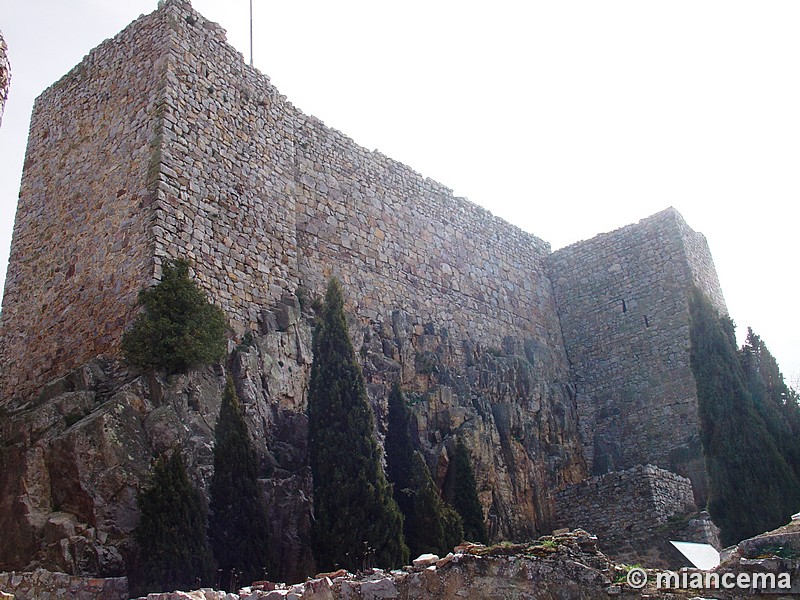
(0, 569, 127, 600)
(0, 11, 171, 402)
(555, 464, 697, 564)
(556, 465, 696, 538)
(547, 208, 726, 503)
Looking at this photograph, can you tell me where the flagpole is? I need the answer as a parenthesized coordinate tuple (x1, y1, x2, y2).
(249, 0, 254, 67)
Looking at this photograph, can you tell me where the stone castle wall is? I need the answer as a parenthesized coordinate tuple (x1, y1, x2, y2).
(293, 118, 563, 358)
(151, 4, 299, 329)
(547, 208, 726, 503)
(0, 12, 169, 402)
(0, 0, 570, 402)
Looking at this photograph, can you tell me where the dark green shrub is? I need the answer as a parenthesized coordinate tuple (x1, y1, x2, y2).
(122, 259, 227, 374)
(308, 278, 409, 572)
(209, 377, 272, 589)
(133, 450, 214, 594)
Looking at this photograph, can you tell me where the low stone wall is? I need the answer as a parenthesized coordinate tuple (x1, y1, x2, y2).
(555, 465, 701, 567)
(0, 569, 127, 600)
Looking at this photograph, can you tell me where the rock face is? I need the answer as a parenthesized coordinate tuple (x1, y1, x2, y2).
(0, 294, 586, 584)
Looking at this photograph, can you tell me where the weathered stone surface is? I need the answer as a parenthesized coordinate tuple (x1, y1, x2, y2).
(0, 292, 591, 583)
(0, 568, 128, 600)
(555, 465, 720, 569)
(0, 0, 734, 589)
(411, 555, 438, 568)
(548, 209, 726, 505)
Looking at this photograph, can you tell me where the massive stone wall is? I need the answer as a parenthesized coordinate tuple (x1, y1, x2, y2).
(0, 12, 169, 402)
(0, 0, 570, 402)
(294, 118, 559, 355)
(152, 3, 299, 330)
(547, 208, 726, 503)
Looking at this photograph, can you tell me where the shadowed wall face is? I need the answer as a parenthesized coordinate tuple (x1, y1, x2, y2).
(548, 208, 726, 504)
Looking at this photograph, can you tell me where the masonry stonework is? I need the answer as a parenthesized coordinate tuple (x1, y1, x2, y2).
(0, 14, 168, 401)
(0, 0, 734, 574)
(0, 0, 568, 404)
(555, 465, 720, 568)
(547, 209, 726, 503)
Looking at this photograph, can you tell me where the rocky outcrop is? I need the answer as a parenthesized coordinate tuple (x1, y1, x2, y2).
(0, 295, 586, 585)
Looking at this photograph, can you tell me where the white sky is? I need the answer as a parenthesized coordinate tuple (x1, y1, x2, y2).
(1, 1, 798, 385)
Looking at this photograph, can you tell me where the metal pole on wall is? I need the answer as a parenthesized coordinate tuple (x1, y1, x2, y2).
(249, 0, 254, 67)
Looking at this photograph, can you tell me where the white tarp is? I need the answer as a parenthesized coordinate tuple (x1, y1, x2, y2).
(670, 541, 721, 570)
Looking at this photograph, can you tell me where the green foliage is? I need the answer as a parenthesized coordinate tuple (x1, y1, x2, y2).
(208, 377, 271, 589)
(122, 259, 227, 374)
(133, 450, 214, 594)
(406, 452, 464, 557)
(689, 289, 800, 546)
(307, 279, 409, 572)
(448, 438, 488, 544)
(740, 328, 800, 484)
(385, 384, 463, 558)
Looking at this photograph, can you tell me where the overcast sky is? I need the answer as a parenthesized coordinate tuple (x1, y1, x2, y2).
(1, 1, 798, 384)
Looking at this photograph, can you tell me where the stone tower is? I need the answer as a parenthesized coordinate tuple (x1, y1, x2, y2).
(548, 208, 726, 503)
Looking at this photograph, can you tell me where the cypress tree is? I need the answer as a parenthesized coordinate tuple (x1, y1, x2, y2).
(385, 384, 463, 557)
(448, 438, 488, 544)
(407, 451, 464, 557)
(209, 377, 272, 588)
(689, 289, 800, 545)
(122, 259, 227, 374)
(308, 279, 409, 572)
(741, 328, 800, 480)
(133, 450, 214, 594)
(385, 384, 415, 519)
